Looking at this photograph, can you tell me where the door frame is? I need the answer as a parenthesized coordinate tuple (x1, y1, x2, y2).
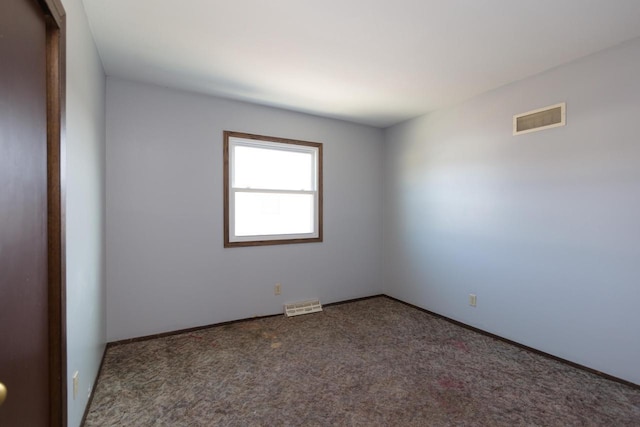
(39, 0, 67, 425)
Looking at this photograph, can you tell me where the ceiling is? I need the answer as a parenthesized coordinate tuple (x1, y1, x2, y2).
(82, 0, 640, 128)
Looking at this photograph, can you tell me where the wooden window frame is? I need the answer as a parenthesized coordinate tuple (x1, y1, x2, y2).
(223, 131, 323, 248)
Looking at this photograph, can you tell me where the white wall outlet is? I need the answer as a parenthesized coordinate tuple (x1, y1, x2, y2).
(72, 371, 79, 400)
(88, 385, 92, 398)
(274, 283, 281, 295)
(469, 294, 477, 307)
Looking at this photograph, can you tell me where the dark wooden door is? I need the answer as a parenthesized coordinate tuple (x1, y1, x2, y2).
(0, 0, 51, 424)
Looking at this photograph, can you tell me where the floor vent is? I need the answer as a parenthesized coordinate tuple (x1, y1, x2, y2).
(284, 299, 323, 317)
(513, 102, 565, 135)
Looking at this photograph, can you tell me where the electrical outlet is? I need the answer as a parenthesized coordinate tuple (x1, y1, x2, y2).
(274, 283, 281, 295)
(88, 385, 92, 398)
(469, 294, 477, 307)
(72, 371, 79, 400)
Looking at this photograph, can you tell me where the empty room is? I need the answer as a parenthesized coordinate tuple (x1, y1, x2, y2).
(2, 0, 640, 426)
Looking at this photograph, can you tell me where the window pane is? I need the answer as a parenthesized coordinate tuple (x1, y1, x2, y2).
(234, 145, 313, 191)
(235, 192, 314, 236)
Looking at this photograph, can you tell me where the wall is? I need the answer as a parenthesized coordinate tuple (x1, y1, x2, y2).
(383, 38, 640, 385)
(62, 0, 106, 425)
(106, 78, 384, 341)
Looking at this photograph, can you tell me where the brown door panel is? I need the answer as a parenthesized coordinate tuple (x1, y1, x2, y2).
(1, 0, 51, 424)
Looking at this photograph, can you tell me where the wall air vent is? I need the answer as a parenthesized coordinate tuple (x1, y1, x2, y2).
(284, 299, 323, 317)
(513, 102, 565, 135)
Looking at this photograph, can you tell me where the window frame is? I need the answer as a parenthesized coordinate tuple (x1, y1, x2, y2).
(223, 131, 323, 248)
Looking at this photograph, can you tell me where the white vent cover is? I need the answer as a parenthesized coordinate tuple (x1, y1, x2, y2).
(284, 299, 323, 317)
(513, 102, 566, 135)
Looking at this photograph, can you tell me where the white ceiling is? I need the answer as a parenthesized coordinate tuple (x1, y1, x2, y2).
(82, 0, 640, 128)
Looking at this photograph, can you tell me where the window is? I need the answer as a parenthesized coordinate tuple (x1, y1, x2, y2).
(223, 131, 323, 247)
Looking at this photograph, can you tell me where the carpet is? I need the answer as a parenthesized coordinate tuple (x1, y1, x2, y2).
(84, 296, 640, 426)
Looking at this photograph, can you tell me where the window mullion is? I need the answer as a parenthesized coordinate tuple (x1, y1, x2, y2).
(232, 188, 315, 195)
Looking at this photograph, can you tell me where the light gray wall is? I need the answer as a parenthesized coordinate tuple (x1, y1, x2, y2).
(62, 0, 106, 425)
(383, 38, 640, 385)
(106, 78, 384, 341)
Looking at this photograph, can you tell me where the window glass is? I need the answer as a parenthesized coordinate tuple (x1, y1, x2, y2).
(235, 192, 314, 236)
(233, 145, 313, 191)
